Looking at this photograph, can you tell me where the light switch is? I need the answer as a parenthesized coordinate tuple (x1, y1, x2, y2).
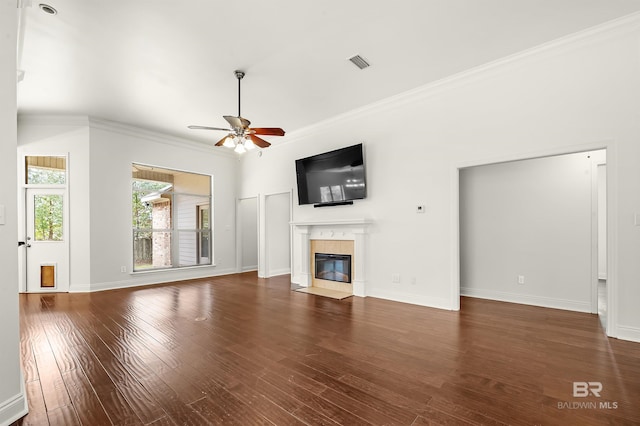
(635, 213, 640, 226)
(0, 204, 5, 225)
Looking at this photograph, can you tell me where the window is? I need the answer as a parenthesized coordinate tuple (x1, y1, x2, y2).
(34, 194, 64, 241)
(132, 164, 212, 271)
(26, 156, 66, 184)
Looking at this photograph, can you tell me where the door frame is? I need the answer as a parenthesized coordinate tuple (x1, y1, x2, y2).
(590, 156, 607, 314)
(18, 153, 70, 293)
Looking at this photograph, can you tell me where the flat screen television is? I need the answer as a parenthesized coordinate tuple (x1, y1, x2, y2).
(295, 143, 366, 207)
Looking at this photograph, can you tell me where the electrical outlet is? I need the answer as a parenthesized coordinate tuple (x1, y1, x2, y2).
(392, 273, 400, 283)
(410, 277, 417, 285)
(120, 266, 127, 273)
(518, 275, 525, 285)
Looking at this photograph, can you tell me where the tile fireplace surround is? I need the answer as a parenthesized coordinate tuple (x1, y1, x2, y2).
(290, 219, 372, 297)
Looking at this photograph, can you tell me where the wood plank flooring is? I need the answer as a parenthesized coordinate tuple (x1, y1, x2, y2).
(13, 272, 640, 425)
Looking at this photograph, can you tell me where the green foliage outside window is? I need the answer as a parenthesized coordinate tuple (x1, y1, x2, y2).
(28, 167, 65, 185)
(34, 195, 63, 241)
(132, 180, 168, 230)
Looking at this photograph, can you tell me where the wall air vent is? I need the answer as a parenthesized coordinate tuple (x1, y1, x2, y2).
(348, 54, 370, 70)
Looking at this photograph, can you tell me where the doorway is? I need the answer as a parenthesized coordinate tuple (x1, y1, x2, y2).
(21, 155, 69, 293)
(459, 150, 605, 316)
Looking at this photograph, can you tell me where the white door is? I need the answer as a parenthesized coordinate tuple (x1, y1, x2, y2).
(25, 188, 69, 292)
(239, 197, 258, 272)
(264, 192, 291, 277)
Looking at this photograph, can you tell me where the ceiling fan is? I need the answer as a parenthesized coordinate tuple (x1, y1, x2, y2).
(188, 70, 285, 153)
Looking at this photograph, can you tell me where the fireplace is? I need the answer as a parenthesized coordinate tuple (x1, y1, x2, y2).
(315, 253, 352, 284)
(291, 219, 371, 296)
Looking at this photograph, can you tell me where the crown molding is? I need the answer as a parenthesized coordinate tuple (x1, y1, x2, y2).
(271, 11, 640, 149)
(17, 114, 238, 159)
(88, 117, 238, 157)
(18, 114, 90, 127)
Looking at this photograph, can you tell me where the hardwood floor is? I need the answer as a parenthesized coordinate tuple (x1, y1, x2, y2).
(13, 272, 640, 425)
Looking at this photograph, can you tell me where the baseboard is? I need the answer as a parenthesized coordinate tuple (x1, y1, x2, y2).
(460, 287, 591, 313)
(617, 325, 640, 343)
(0, 379, 28, 426)
(241, 265, 258, 272)
(266, 268, 291, 278)
(70, 283, 91, 292)
(74, 267, 238, 293)
(290, 274, 309, 288)
(367, 288, 453, 310)
(290, 273, 310, 286)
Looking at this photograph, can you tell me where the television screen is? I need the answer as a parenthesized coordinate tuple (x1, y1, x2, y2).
(295, 143, 366, 206)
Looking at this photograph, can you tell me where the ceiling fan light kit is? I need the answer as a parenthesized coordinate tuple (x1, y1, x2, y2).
(234, 142, 246, 154)
(188, 70, 285, 154)
(223, 136, 235, 148)
(227, 135, 255, 152)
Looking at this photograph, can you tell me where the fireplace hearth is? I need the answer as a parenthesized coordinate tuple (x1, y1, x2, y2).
(315, 253, 352, 284)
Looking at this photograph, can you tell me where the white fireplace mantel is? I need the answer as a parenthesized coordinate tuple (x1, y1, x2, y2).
(290, 219, 372, 297)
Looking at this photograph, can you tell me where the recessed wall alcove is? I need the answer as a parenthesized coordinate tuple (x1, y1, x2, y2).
(290, 219, 372, 297)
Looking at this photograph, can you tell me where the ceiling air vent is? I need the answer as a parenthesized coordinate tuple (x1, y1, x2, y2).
(39, 3, 58, 14)
(348, 54, 370, 70)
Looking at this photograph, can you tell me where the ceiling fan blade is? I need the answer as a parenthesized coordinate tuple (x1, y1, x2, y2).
(250, 127, 285, 136)
(214, 135, 230, 146)
(248, 134, 271, 148)
(224, 115, 251, 129)
(188, 125, 232, 131)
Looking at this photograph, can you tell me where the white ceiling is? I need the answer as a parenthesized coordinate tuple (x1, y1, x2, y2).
(17, 0, 640, 145)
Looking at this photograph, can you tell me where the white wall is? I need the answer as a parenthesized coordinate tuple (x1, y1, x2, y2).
(0, 2, 27, 424)
(89, 120, 239, 289)
(459, 152, 597, 312)
(18, 117, 239, 292)
(240, 16, 640, 341)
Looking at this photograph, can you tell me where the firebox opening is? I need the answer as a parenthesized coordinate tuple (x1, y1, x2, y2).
(315, 253, 352, 284)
